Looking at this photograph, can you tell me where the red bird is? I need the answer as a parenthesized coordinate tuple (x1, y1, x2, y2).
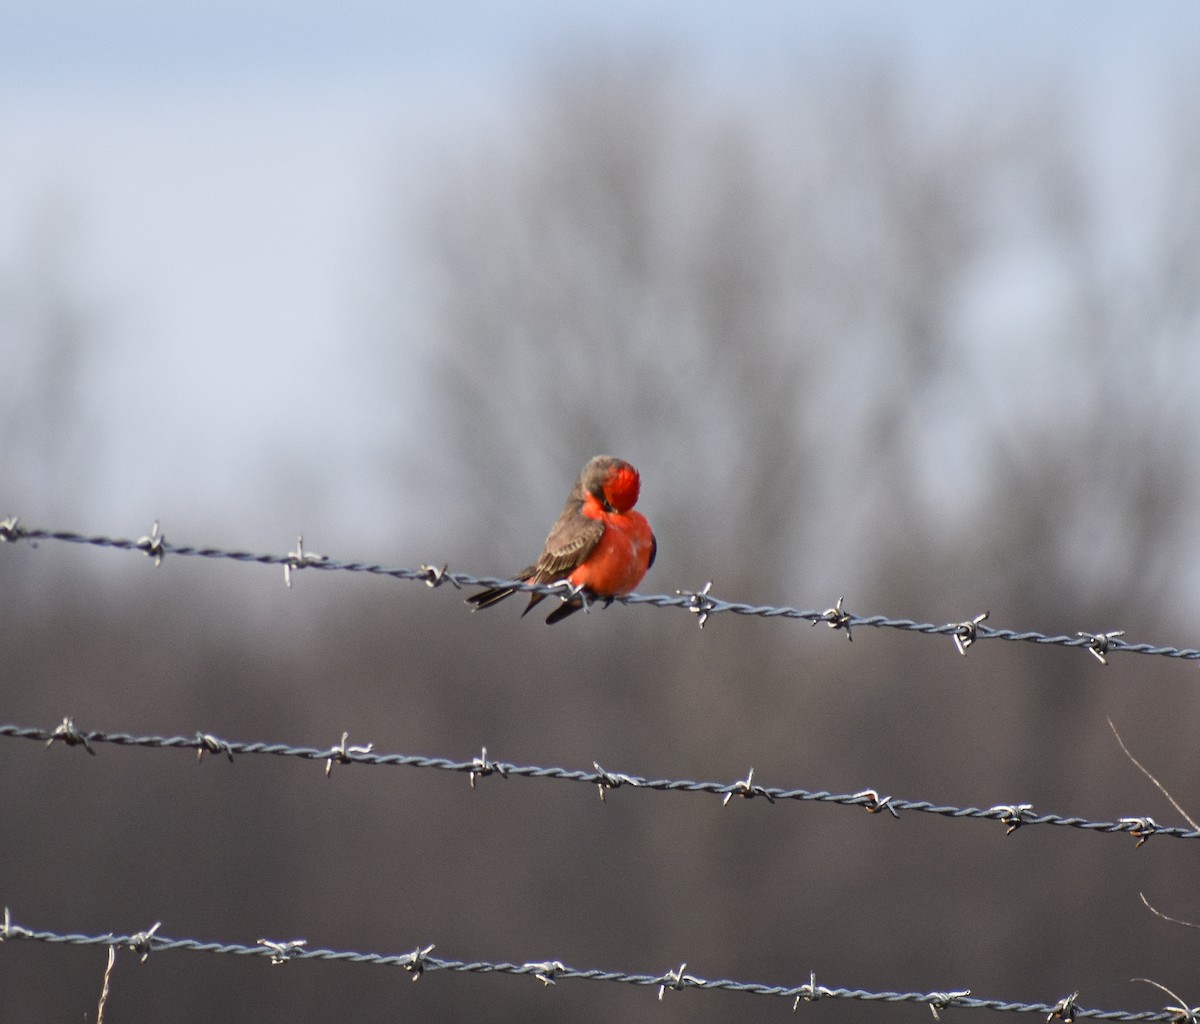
(468, 455, 656, 624)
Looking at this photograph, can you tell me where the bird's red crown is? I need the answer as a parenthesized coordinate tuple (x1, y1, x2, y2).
(604, 462, 641, 514)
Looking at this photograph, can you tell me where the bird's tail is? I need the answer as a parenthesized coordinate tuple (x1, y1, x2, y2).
(466, 569, 536, 611)
(466, 586, 518, 610)
(468, 575, 603, 624)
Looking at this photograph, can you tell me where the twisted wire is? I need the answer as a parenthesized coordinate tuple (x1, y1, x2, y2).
(3, 721, 1195, 844)
(2, 520, 1198, 663)
(0, 915, 1179, 1020)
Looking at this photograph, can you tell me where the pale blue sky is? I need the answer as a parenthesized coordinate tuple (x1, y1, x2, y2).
(5, 3, 1198, 85)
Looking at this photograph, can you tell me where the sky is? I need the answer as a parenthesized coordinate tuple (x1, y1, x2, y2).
(2, 2, 1198, 551)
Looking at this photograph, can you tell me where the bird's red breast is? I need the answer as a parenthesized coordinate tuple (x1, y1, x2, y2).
(569, 491, 654, 596)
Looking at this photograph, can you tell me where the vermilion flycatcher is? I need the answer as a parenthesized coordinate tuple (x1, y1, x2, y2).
(468, 455, 656, 624)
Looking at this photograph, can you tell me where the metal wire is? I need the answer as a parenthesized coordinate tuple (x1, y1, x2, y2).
(0, 912, 1180, 1020)
(2, 518, 1197, 663)
(3, 720, 1194, 844)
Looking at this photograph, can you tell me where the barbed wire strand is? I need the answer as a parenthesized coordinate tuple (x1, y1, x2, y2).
(0, 912, 1180, 1021)
(3, 720, 1194, 845)
(2, 519, 1198, 664)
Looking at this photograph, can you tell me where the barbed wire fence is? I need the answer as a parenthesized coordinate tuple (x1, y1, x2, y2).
(0, 719, 1193, 844)
(3, 516, 1199, 1019)
(4, 516, 1199, 661)
(0, 911, 1188, 1022)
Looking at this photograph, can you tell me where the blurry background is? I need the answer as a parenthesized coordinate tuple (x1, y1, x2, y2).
(4, 1, 1200, 1020)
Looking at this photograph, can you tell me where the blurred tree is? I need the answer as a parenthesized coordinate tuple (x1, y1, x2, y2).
(418, 65, 1200, 623)
(0, 197, 98, 527)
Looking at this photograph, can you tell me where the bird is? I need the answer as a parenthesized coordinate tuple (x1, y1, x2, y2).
(467, 455, 656, 624)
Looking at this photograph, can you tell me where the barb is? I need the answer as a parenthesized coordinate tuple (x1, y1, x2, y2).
(592, 761, 638, 803)
(258, 938, 308, 964)
(283, 535, 327, 588)
(46, 716, 95, 755)
(135, 520, 166, 567)
(3, 720, 1198, 844)
(0, 913, 1182, 1020)
(325, 732, 374, 778)
(4, 520, 1200, 662)
(404, 943, 436, 980)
